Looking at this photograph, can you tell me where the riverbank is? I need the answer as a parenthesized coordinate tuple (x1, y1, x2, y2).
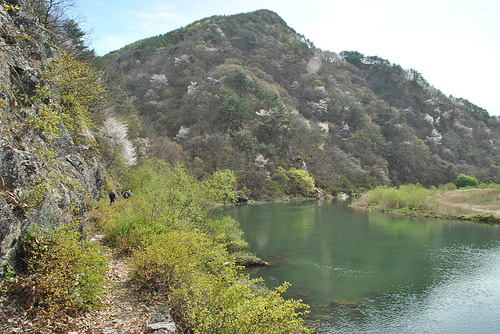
(352, 188, 500, 223)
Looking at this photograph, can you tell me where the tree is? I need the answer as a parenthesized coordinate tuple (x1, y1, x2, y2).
(58, 19, 95, 60)
(215, 87, 250, 133)
(29, 0, 75, 31)
(99, 117, 137, 167)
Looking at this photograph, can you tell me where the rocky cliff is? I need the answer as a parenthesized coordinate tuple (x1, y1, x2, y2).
(0, 0, 104, 270)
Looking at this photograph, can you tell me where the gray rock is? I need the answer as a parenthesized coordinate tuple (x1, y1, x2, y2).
(103, 329, 123, 334)
(143, 322, 176, 333)
(143, 308, 176, 333)
(0, 0, 104, 273)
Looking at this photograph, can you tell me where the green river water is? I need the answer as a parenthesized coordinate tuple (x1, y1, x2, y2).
(224, 200, 500, 333)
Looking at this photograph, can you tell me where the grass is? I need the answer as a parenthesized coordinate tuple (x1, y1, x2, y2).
(354, 185, 500, 223)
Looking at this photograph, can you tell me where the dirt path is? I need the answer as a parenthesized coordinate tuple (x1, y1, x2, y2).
(70, 251, 167, 333)
(1, 251, 167, 334)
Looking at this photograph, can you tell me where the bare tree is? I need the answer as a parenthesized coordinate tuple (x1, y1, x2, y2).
(28, 0, 75, 30)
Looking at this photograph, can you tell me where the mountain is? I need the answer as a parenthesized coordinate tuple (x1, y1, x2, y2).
(103, 9, 500, 199)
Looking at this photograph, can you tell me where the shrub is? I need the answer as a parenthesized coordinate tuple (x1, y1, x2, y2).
(128, 229, 311, 333)
(455, 173, 479, 188)
(438, 182, 457, 191)
(26, 51, 105, 145)
(129, 230, 227, 292)
(286, 168, 315, 197)
(201, 215, 249, 253)
(21, 224, 109, 316)
(176, 274, 311, 334)
(94, 197, 160, 254)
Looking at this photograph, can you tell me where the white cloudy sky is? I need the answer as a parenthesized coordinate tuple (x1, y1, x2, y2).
(72, 0, 500, 116)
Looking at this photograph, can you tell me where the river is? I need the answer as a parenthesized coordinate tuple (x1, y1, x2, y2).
(224, 200, 500, 333)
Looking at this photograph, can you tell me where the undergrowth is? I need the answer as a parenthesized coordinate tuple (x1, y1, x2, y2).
(93, 157, 312, 333)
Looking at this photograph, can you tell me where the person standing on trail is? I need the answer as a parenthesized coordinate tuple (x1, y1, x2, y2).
(109, 190, 118, 205)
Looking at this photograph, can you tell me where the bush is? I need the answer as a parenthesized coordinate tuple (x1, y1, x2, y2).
(455, 174, 479, 188)
(286, 168, 315, 197)
(21, 224, 109, 316)
(438, 182, 457, 191)
(129, 230, 227, 292)
(177, 274, 311, 334)
(128, 229, 311, 333)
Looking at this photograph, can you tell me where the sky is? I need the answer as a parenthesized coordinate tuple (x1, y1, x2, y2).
(71, 0, 500, 116)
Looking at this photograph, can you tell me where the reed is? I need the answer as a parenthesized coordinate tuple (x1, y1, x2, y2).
(367, 184, 438, 211)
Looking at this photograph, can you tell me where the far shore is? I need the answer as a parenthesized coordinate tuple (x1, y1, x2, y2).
(351, 188, 500, 224)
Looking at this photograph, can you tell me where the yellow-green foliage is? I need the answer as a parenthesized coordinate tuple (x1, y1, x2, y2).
(23, 224, 109, 316)
(129, 230, 227, 292)
(124, 158, 236, 227)
(367, 184, 438, 211)
(94, 197, 162, 254)
(286, 167, 315, 197)
(98, 158, 246, 253)
(98, 157, 311, 332)
(22, 179, 47, 209)
(270, 166, 316, 198)
(439, 182, 458, 191)
(181, 277, 311, 334)
(26, 51, 104, 144)
(2, 4, 19, 11)
(130, 230, 311, 333)
(44, 51, 104, 123)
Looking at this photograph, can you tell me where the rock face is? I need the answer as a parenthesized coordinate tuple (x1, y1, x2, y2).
(0, 0, 104, 270)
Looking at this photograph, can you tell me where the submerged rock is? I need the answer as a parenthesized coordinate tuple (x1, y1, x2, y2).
(331, 299, 360, 308)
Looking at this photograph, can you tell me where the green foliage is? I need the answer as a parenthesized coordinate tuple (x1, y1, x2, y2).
(123, 158, 236, 227)
(179, 276, 311, 334)
(129, 230, 227, 292)
(97, 157, 311, 332)
(204, 169, 238, 204)
(439, 182, 458, 191)
(20, 224, 109, 316)
(24, 51, 104, 147)
(95, 197, 159, 253)
(22, 178, 48, 209)
(286, 168, 315, 197)
(270, 166, 290, 197)
(455, 173, 479, 188)
(0, 263, 15, 296)
(366, 184, 438, 211)
(268, 167, 317, 198)
(128, 228, 310, 333)
(216, 86, 251, 133)
(201, 215, 248, 252)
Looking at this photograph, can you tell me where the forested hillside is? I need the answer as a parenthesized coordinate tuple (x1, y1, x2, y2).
(104, 10, 500, 199)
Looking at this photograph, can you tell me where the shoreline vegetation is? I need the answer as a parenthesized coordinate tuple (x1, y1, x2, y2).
(2, 166, 499, 333)
(1, 158, 311, 333)
(351, 182, 500, 224)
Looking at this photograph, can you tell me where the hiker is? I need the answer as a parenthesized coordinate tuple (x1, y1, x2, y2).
(123, 189, 132, 199)
(109, 190, 118, 205)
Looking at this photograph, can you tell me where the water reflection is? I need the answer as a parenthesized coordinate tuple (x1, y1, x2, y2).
(227, 200, 500, 333)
